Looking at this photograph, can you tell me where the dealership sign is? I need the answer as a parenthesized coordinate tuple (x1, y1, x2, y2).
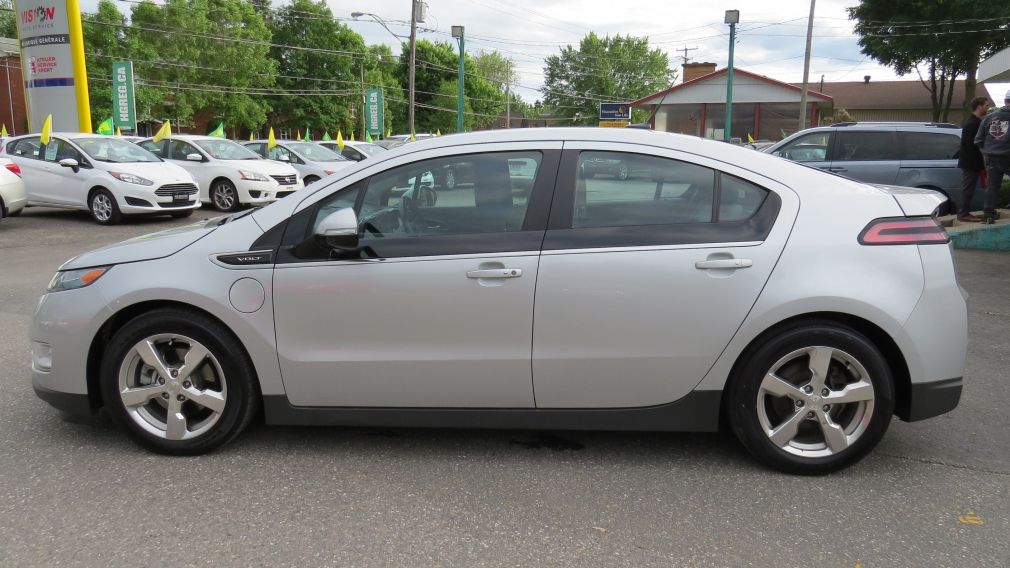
(365, 88, 384, 137)
(111, 61, 136, 131)
(599, 102, 631, 120)
(15, 0, 91, 132)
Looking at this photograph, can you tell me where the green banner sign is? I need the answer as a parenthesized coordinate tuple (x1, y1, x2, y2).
(365, 87, 383, 137)
(111, 60, 136, 131)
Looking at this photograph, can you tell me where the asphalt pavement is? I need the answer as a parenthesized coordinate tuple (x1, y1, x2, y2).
(0, 207, 1007, 567)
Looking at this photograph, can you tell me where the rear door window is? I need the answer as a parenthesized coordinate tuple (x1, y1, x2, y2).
(898, 131, 960, 160)
(834, 131, 897, 161)
(10, 137, 42, 159)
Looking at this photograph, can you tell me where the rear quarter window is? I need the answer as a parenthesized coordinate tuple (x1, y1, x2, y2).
(898, 131, 960, 160)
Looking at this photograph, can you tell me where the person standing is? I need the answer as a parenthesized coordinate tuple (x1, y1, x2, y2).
(975, 90, 1010, 224)
(956, 97, 989, 222)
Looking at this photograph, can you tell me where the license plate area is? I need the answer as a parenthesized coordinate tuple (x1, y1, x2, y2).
(173, 192, 189, 202)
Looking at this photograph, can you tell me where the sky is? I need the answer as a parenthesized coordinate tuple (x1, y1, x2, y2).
(77, 0, 1009, 104)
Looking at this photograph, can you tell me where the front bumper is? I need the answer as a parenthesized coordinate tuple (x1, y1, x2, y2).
(33, 383, 92, 416)
(237, 179, 304, 204)
(897, 377, 962, 422)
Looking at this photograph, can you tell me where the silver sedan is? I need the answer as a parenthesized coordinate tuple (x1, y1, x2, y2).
(30, 128, 966, 474)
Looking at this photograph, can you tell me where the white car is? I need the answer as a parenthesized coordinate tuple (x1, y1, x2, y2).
(318, 140, 387, 162)
(243, 140, 352, 186)
(0, 156, 26, 221)
(4, 133, 201, 225)
(138, 135, 304, 212)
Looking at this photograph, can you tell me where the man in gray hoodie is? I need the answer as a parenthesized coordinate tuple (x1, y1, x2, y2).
(975, 90, 1010, 223)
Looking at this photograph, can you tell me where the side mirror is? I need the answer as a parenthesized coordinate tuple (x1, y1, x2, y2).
(278, 154, 290, 162)
(314, 207, 359, 250)
(58, 158, 79, 172)
(186, 153, 204, 162)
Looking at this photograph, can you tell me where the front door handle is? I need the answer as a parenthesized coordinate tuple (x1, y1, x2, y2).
(695, 259, 753, 270)
(466, 268, 523, 279)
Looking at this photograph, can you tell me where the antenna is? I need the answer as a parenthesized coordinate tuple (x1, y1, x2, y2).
(676, 46, 698, 65)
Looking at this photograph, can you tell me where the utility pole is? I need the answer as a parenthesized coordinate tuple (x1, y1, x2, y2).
(798, 0, 816, 132)
(505, 60, 511, 128)
(676, 46, 697, 65)
(452, 25, 465, 133)
(408, 0, 419, 136)
(724, 10, 739, 142)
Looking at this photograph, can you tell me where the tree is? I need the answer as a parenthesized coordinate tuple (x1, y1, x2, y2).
(541, 33, 674, 125)
(83, 0, 129, 129)
(0, 0, 16, 38)
(849, 1, 1010, 120)
(127, 0, 275, 131)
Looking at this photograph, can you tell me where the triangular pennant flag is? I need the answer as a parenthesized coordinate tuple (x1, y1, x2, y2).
(336, 130, 345, 150)
(115, 126, 122, 136)
(436, 129, 441, 136)
(409, 131, 416, 142)
(296, 129, 301, 140)
(249, 132, 254, 141)
(303, 128, 311, 142)
(96, 117, 114, 135)
(267, 127, 277, 149)
(385, 128, 391, 139)
(747, 133, 755, 144)
(153, 120, 171, 143)
(1, 124, 7, 137)
(40, 114, 53, 145)
(365, 130, 373, 143)
(209, 122, 226, 138)
(349, 131, 355, 142)
(322, 131, 332, 141)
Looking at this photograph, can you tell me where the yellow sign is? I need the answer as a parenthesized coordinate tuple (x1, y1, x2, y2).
(599, 121, 631, 128)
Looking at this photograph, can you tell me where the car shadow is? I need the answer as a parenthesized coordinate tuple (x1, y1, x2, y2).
(19, 206, 216, 226)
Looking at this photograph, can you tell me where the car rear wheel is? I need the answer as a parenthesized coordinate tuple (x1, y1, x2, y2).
(211, 180, 240, 212)
(726, 323, 894, 474)
(100, 308, 259, 455)
(89, 189, 122, 225)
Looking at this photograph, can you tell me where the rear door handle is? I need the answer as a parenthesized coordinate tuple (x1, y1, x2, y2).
(467, 268, 523, 279)
(695, 259, 753, 270)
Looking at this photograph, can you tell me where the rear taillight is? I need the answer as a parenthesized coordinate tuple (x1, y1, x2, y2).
(858, 216, 949, 245)
(4, 163, 20, 177)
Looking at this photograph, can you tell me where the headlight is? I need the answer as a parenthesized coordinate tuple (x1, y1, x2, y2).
(47, 267, 110, 293)
(109, 172, 154, 186)
(239, 170, 270, 182)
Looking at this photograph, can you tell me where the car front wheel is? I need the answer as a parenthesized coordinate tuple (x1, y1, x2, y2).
(89, 189, 122, 225)
(211, 180, 240, 212)
(100, 308, 259, 455)
(726, 322, 894, 474)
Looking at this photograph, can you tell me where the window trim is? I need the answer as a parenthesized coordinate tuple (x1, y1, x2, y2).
(544, 148, 780, 250)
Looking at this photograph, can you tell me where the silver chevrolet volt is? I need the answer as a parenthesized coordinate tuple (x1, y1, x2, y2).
(30, 128, 967, 473)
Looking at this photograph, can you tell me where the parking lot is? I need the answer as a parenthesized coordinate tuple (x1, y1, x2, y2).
(0, 207, 1007, 567)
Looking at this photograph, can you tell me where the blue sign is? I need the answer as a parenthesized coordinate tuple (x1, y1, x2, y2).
(600, 102, 631, 120)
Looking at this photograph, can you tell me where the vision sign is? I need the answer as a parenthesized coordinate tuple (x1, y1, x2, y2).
(365, 88, 384, 137)
(112, 61, 136, 131)
(15, 0, 91, 132)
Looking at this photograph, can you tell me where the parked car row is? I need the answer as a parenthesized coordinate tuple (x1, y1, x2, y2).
(0, 134, 390, 225)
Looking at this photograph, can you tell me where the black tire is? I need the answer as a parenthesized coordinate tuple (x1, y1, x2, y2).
(211, 179, 240, 212)
(100, 308, 260, 455)
(303, 175, 320, 186)
(88, 188, 122, 225)
(726, 322, 894, 474)
(170, 209, 194, 219)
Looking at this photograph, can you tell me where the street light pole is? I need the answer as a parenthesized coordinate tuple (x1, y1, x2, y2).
(452, 26, 465, 133)
(798, 0, 816, 132)
(408, 0, 418, 136)
(724, 9, 739, 142)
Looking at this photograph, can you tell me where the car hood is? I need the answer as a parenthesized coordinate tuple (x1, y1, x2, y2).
(231, 159, 299, 176)
(101, 160, 194, 183)
(60, 219, 219, 270)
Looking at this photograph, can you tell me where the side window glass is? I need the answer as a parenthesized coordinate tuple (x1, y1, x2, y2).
(48, 140, 82, 163)
(774, 132, 831, 162)
(169, 140, 197, 160)
(246, 143, 264, 157)
(341, 147, 359, 160)
(315, 151, 541, 239)
(835, 131, 897, 161)
(574, 151, 715, 228)
(139, 141, 163, 156)
(311, 185, 362, 232)
(899, 132, 960, 160)
(719, 174, 768, 221)
(12, 137, 42, 158)
(267, 145, 291, 161)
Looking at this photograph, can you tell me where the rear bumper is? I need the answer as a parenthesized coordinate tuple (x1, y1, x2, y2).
(897, 377, 962, 422)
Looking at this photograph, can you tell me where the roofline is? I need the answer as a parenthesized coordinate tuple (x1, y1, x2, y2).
(629, 67, 833, 106)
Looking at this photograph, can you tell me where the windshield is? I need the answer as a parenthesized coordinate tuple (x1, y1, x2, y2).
(353, 143, 385, 156)
(75, 138, 161, 163)
(195, 139, 261, 160)
(286, 142, 347, 162)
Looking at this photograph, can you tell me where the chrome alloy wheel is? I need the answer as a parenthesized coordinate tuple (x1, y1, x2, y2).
(117, 334, 227, 441)
(92, 193, 113, 222)
(757, 346, 875, 458)
(213, 183, 236, 210)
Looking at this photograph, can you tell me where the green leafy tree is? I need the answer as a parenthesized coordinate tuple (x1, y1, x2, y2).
(541, 33, 674, 125)
(83, 0, 129, 129)
(127, 0, 275, 131)
(849, 1, 1010, 120)
(0, 0, 16, 38)
(268, 0, 367, 135)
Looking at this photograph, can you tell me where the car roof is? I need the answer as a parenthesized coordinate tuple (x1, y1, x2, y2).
(140, 134, 229, 142)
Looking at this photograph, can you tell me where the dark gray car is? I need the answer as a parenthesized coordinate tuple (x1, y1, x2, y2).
(766, 123, 975, 215)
